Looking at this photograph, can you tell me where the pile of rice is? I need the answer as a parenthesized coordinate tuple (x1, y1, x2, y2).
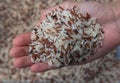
(29, 6, 104, 67)
(1, 0, 120, 82)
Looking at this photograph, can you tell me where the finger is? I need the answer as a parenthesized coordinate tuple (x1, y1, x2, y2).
(79, 52, 102, 65)
(9, 46, 28, 58)
(13, 32, 31, 46)
(31, 63, 54, 73)
(14, 56, 33, 68)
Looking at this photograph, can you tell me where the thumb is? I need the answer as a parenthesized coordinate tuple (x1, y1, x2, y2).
(36, 1, 76, 27)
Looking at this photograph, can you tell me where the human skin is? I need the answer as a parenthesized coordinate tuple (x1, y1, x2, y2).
(9, 1, 120, 73)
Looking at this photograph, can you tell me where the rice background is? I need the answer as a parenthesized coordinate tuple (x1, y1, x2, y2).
(0, 0, 120, 83)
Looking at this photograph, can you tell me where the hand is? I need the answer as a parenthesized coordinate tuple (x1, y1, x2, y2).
(9, 1, 120, 73)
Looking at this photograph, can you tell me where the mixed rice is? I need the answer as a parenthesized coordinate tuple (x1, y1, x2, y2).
(29, 6, 104, 67)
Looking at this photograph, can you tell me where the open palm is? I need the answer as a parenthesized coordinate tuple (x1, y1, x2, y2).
(10, 1, 120, 72)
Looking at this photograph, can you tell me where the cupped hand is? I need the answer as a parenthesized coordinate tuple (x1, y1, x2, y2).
(9, 1, 120, 73)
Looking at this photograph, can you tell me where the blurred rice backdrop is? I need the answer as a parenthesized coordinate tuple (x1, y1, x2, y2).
(0, 0, 120, 83)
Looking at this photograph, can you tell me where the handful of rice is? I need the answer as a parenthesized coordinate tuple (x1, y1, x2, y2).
(29, 6, 104, 67)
